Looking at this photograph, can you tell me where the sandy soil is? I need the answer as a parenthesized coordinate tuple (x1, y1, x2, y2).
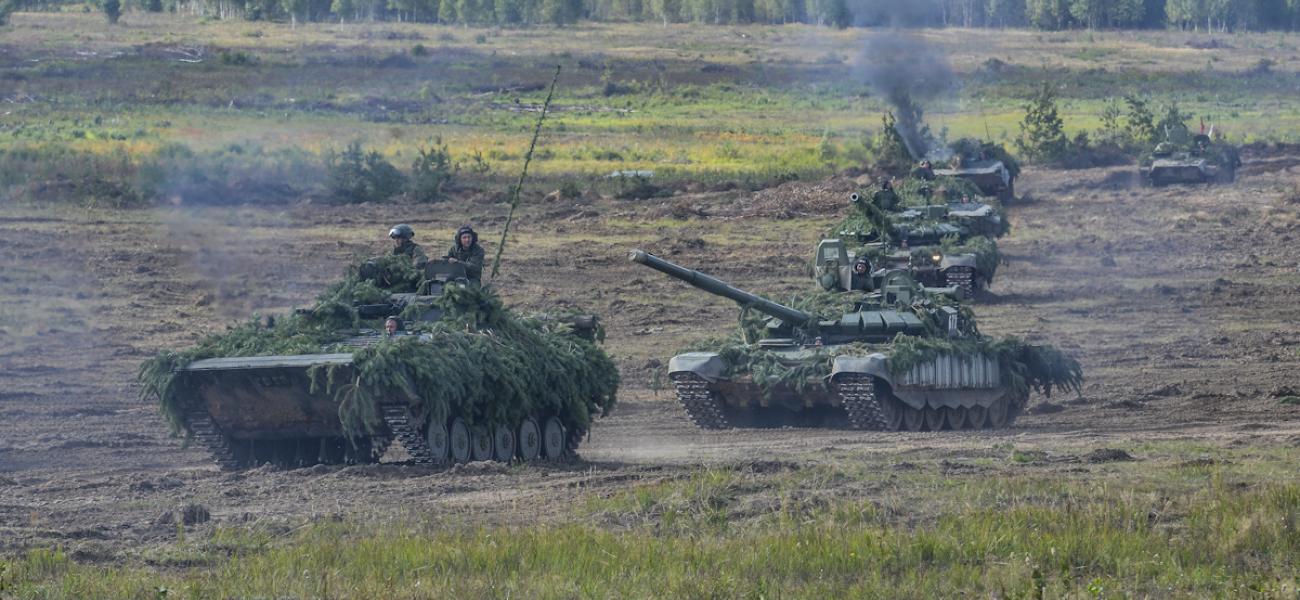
(3, 155, 1300, 561)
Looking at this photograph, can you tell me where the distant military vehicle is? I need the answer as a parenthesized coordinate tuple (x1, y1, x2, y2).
(631, 250, 1081, 432)
(144, 258, 617, 470)
(1141, 134, 1241, 186)
(932, 139, 1021, 202)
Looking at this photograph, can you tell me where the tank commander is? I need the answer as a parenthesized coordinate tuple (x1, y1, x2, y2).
(389, 224, 429, 268)
(384, 316, 403, 336)
(850, 257, 873, 291)
(911, 160, 936, 181)
(445, 224, 486, 285)
(872, 178, 899, 211)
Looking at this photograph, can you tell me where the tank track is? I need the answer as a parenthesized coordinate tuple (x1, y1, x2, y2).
(945, 267, 976, 301)
(380, 404, 438, 464)
(183, 407, 242, 470)
(670, 373, 729, 430)
(836, 374, 889, 431)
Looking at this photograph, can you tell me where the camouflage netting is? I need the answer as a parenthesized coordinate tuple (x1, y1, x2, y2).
(946, 138, 1022, 180)
(689, 290, 1082, 400)
(139, 257, 618, 440)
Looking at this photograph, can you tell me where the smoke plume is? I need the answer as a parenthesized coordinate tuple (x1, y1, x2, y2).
(859, 31, 953, 159)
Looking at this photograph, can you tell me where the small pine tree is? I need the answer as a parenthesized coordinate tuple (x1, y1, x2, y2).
(1016, 82, 1068, 162)
(1122, 95, 1156, 145)
(0, 0, 14, 26)
(103, 0, 122, 23)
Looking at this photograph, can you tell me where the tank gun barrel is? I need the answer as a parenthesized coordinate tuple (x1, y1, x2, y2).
(628, 250, 814, 326)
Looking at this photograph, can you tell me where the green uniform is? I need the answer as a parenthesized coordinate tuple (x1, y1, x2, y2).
(393, 240, 429, 268)
(445, 243, 485, 284)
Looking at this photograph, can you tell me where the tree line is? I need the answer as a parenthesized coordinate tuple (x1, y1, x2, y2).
(5, 0, 1300, 33)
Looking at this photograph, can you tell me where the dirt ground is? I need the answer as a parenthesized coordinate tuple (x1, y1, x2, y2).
(3, 156, 1300, 563)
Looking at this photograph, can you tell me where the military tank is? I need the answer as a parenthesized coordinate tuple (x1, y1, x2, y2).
(141, 258, 618, 470)
(932, 139, 1021, 202)
(1141, 134, 1241, 186)
(630, 250, 1081, 432)
(829, 191, 1004, 299)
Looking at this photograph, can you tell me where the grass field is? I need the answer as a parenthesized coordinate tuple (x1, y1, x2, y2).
(6, 440, 1299, 598)
(5, 13, 1300, 198)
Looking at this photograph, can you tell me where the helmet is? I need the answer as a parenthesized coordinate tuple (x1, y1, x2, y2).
(389, 224, 415, 240)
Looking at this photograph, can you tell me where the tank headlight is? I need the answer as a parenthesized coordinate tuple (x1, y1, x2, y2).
(931, 253, 943, 264)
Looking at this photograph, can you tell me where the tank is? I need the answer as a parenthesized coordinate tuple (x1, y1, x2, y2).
(830, 192, 1004, 299)
(142, 258, 618, 470)
(1141, 134, 1241, 186)
(931, 139, 1021, 202)
(630, 250, 1081, 432)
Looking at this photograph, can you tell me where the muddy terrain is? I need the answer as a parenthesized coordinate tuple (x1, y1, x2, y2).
(3, 156, 1300, 562)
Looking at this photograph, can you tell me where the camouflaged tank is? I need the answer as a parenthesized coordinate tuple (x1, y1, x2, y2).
(831, 191, 1004, 299)
(630, 250, 1081, 432)
(932, 139, 1021, 202)
(146, 259, 617, 470)
(1141, 134, 1241, 186)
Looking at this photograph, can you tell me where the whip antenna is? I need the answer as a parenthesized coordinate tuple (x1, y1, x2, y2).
(490, 64, 560, 280)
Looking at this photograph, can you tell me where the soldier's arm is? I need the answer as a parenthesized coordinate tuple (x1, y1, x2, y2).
(465, 247, 485, 278)
(412, 246, 429, 268)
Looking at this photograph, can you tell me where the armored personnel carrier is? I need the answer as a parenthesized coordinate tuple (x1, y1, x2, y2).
(141, 258, 618, 470)
(630, 250, 1080, 432)
(1141, 134, 1241, 186)
(932, 139, 1021, 202)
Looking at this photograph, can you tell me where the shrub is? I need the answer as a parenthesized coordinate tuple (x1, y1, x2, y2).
(1015, 82, 1068, 163)
(102, 0, 121, 23)
(411, 43, 429, 56)
(407, 140, 455, 203)
(326, 142, 406, 204)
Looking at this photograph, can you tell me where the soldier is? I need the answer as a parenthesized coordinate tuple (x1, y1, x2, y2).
(911, 159, 936, 181)
(872, 177, 899, 211)
(849, 257, 873, 291)
(389, 224, 429, 268)
(384, 316, 403, 336)
(445, 224, 486, 285)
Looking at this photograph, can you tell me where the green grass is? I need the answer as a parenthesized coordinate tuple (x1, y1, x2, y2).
(7, 443, 1300, 598)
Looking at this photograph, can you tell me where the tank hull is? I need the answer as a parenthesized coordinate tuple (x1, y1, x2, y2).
(669, 351, 1025, 431)
(933, 161, 1015, 201)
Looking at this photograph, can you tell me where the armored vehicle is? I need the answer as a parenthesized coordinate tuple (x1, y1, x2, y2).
(143, 258, 617, 470)
(831, 193, 1004, 299)
(1141, 134, 1241, 186)
(630, 250, 1081, 432)
(932, 139, 1020, 202)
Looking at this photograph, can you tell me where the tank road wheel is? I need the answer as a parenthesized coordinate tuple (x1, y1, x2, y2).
(425, 422, 451, 465)
(517, 418, 542, 462)
(670, 373, 730, 430)
(541, 417, 566, 460)
(966, 404, 989, 430)
(448, 419, 471, 464)
(470, 428, 493, 461)
(493, 424, 517, 462)
(923, 407, 945, 431)
(944, 406, 969, 431)
(837, 374, 889, 431)
(901, 404, 925, 432)
(986, 397, 1010, 429)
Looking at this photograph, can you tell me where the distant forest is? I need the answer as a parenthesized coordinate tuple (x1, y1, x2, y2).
(13, 0, 1300, 32)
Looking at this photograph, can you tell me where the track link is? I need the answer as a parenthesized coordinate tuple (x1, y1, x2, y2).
(670, 373, 730, 430)
(945, 267, 976, 301)
(183, 408, 241, 470)
(380, 404, 437, 464)
(836, 374, 889, 431)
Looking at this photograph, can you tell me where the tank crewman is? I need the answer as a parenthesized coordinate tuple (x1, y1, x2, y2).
(445, 224, 486, 285)
(872, 178, 899, 211)
(389, 224, 429, 268)
(384, 316, 403, 336)
(849, 257, 873, 291)
(911, 160, 936, 181)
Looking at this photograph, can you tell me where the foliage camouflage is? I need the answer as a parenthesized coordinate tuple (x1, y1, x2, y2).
(946, 137, 1022, 180)
(828, 175, 1009, 245)
(139, 258, 618, 440)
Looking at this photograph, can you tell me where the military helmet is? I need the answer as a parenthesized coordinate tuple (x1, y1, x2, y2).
(389, 224, 415, 240)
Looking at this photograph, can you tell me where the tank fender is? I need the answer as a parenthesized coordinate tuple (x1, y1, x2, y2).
(939, 253, 977, 270)
(668, 352, 728, 382)
(830, 354, 893, 387)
